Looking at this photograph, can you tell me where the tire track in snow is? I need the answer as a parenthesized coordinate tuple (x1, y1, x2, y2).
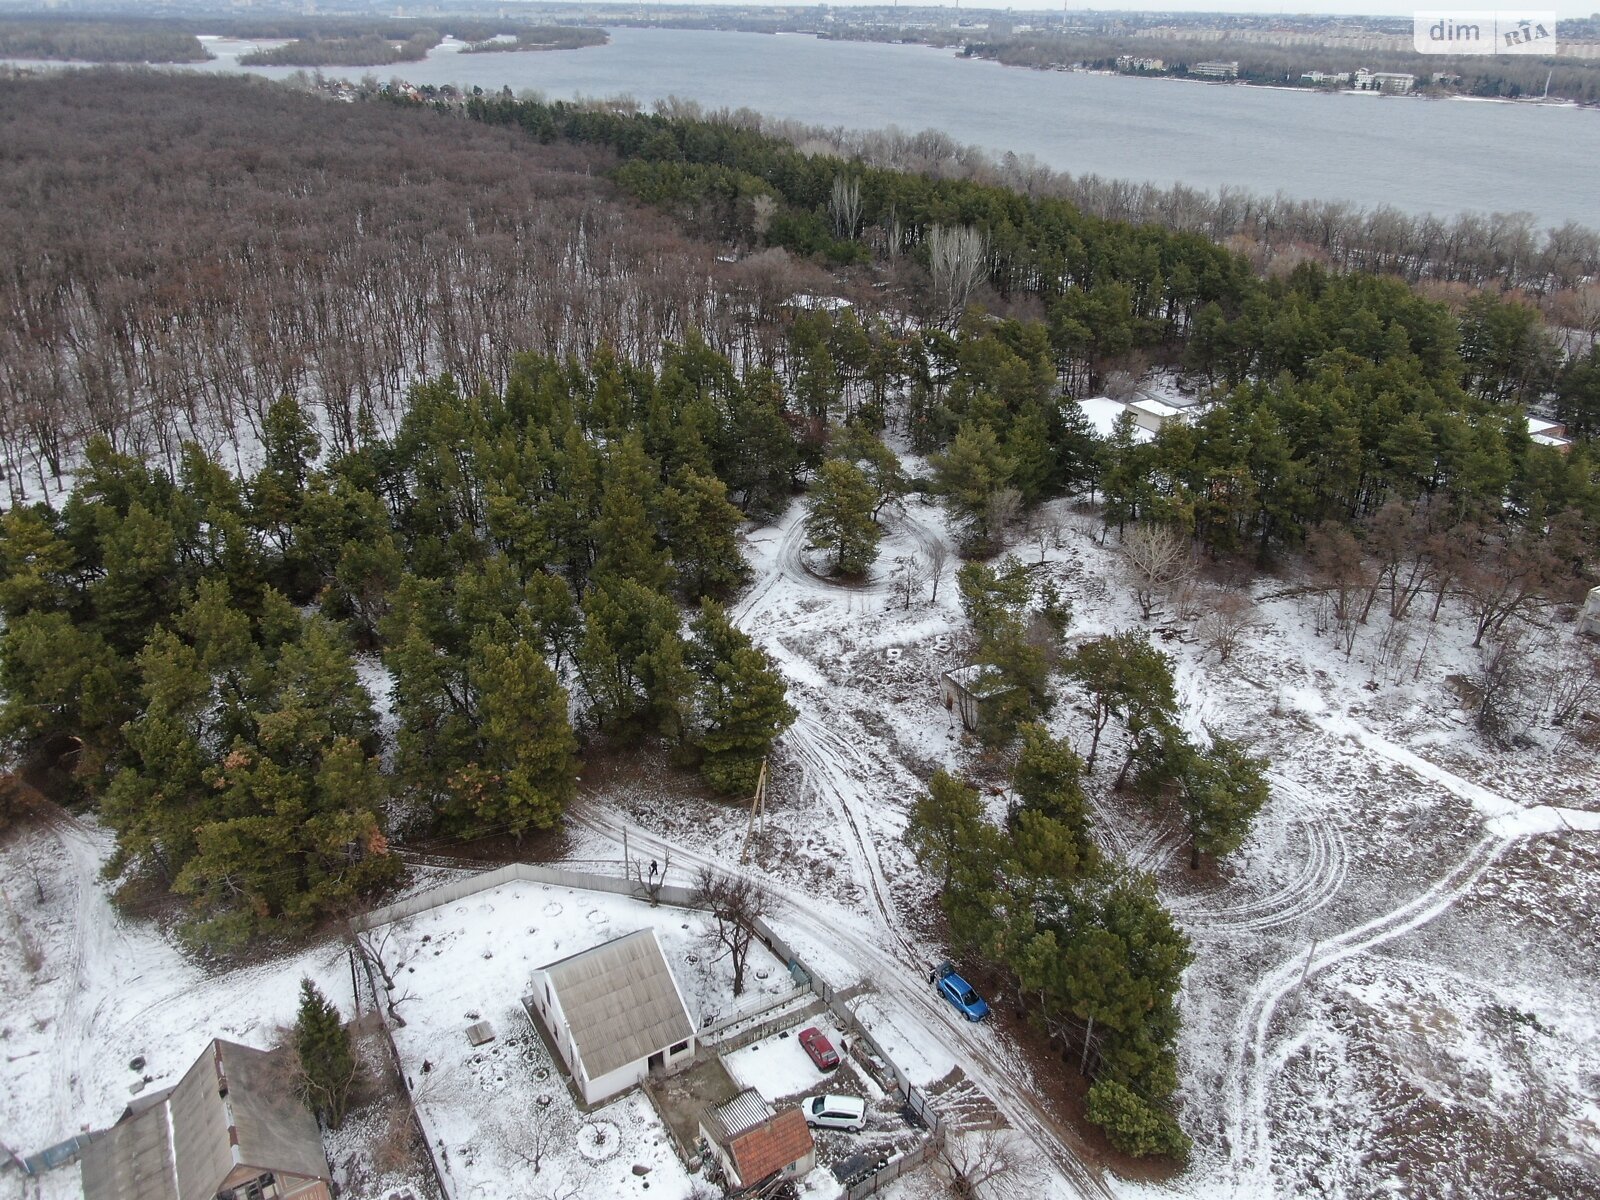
(561, 804, 1115, 1199)
(1169, 786, 1349, 936)
(1220, 830, 1511, 1194)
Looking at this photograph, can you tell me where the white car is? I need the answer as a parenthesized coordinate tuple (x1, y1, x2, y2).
(804, 1093, 867, 1132)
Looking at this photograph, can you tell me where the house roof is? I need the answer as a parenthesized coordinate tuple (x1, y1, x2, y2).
(728, 1109, 813, 1186)
(81, 1040, 329, 1200)
(79, 1100, 178, 1200)
(1076, 397, 1155, 443)
(711, 1088, 775, 1141)
(540, 929, 695, 1081)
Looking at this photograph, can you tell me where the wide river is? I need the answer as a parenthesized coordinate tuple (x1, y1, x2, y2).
(64, 27, 1600, 227)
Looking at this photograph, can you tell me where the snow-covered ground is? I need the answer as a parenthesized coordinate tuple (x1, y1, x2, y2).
(585, 489, 1600, 1199)
(366, 879, 795, 1200)
(4, 463, 1598, 1199)
(0, 816, 355, 1155)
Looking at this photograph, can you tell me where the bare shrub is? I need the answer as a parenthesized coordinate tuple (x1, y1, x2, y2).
(1472, 629, 1535, 747)
(1549, 644, 1600, 729)
(1196, 588, 1261, 663)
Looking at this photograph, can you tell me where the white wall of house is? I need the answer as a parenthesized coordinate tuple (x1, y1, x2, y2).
(530, 967, 697, 1105)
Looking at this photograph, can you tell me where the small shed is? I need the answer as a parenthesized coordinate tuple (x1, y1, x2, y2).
(940, 665, 1016, 734)
(699, 1089, 815, 1192)
(1579, 586, 1600, 639)
(528, 928, 697, 1106)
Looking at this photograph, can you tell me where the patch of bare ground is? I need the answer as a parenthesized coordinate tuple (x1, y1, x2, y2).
(327, 1014, 444, 1200)
(1273, 982, 1600, 1199)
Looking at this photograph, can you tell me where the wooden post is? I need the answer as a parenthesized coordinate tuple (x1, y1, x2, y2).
(740, 758, 769, 864)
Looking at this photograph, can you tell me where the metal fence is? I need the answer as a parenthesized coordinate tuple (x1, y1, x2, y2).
(844, 1139, 941, 1200)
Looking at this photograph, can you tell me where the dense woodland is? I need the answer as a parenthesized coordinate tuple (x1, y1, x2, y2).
(0, 17, 208, 62)
(459, 26, 607, 54)
(238, 32, 441, 67)
(1, 70, 1597, 1160)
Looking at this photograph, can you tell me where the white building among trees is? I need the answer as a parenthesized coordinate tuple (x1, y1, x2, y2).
(528, 928, 698, 1105)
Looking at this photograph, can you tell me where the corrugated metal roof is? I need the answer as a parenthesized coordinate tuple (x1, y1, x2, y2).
(541, 929, 695, 1081)
(729, 1109, 813, 1186)
(217, 1041, 331, 1192)
(712, 1088, 774, 1140)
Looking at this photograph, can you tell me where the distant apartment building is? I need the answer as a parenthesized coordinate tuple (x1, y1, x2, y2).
(1353, 68, 1416, 93)
(1300, 70, 1351, 84)
(1116, 55, 1167, 71)
(1189, 60, 1240, 78)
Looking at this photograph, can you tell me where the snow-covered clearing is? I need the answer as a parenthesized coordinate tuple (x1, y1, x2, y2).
(586, 490, 1600, 1199)
(0, 815, 356, 1155)
(366, 879, 794, 1200)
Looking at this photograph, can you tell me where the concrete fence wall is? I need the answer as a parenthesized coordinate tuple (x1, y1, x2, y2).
(355, 861, 698, 932)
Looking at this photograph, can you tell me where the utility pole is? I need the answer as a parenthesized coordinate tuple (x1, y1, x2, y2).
(740, 758, 769, 863)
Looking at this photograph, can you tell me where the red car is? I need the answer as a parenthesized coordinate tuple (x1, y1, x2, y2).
(798, 1027, 840, 1072)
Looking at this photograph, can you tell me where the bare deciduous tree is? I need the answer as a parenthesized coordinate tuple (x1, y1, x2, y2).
(691, 866, 771, 997)
(1122, 522, 1193, 621)
(829, 173, 861, 241)
(1026, 509, 1064, 565)
(983, 488, 1024, 550)
(926, 538, 951, 604)
(927, 223, 988, 321)
(937, 1130, 1042, 1200)
(1307, 522, 1372, 653)
(1458, 530, 1557, 648)
(350, 924, 414, 1028)
(891, 554, 931, 611)
(627, 849, 673, 907)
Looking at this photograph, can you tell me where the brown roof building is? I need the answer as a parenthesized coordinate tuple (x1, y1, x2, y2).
(80, 1039, 332, 1200)
(700, 1088, 816, 1191)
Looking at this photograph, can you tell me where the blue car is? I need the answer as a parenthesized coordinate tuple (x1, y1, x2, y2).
(934, 961, 990, 1021)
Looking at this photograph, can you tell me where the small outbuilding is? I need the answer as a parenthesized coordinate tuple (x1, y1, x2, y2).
(1579, 586, 1600, 638)
(699, 1088, 816, 1192)
(940, 665, 1017, 734)
(528, 927, 697, 1106)
(80, 1038, 333, 1200)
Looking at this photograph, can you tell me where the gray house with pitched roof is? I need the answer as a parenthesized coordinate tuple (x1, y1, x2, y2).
(80, 1038, 332, 1200)
(528, 927, 697, 1105)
